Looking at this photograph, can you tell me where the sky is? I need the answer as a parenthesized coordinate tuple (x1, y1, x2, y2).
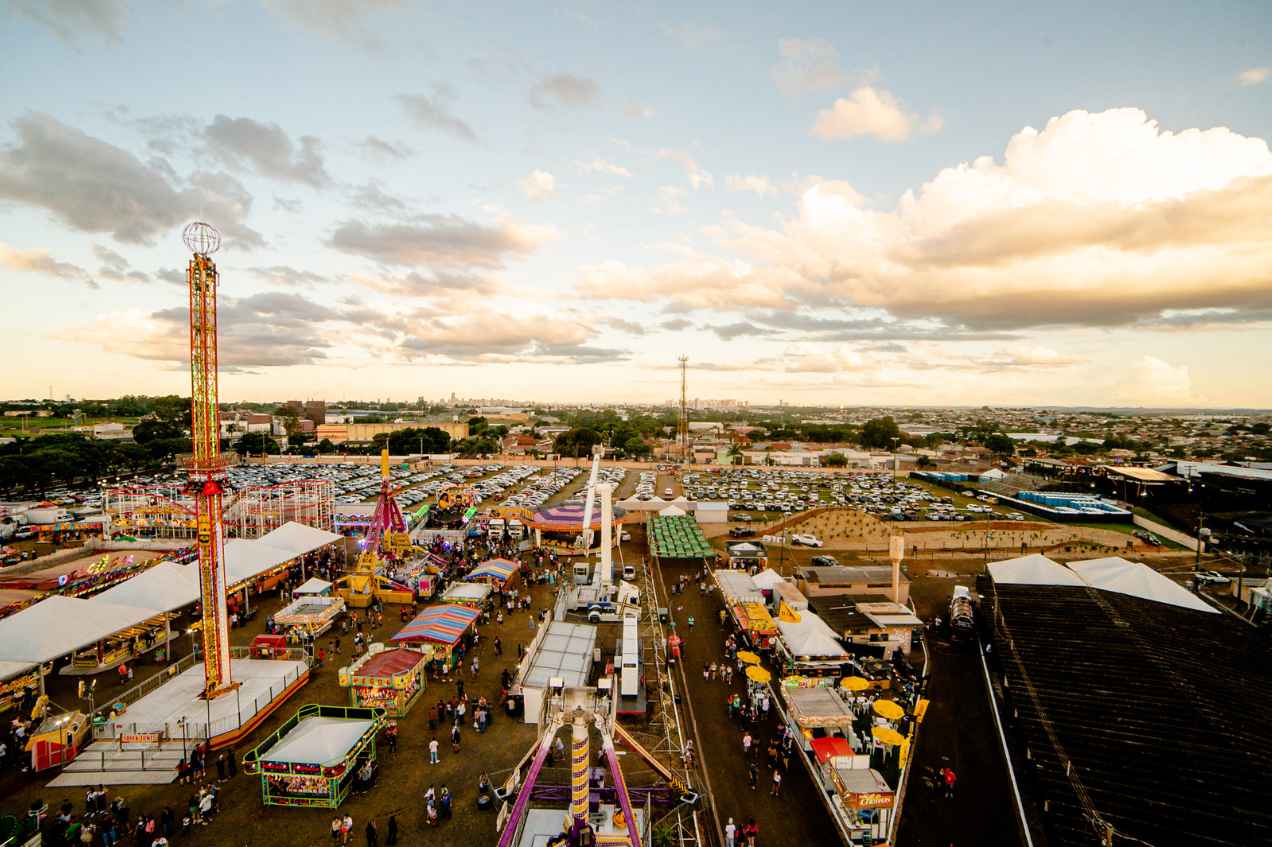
(2, 1, 1272, 409)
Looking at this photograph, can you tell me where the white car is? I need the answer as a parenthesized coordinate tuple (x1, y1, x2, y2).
(1195, 570, 1230, 586)
(791, 534, 823, 548)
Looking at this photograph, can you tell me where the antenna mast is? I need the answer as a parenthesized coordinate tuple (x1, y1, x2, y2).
(677, 356, 689, 463)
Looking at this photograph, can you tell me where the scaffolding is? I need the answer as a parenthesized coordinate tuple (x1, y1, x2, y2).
(224, 479, 335, 539)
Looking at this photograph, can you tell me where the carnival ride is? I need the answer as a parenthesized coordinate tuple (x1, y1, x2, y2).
(333, 452, 417, 608)
(182, 221, 237, 700)
(105, 478, 334, 540)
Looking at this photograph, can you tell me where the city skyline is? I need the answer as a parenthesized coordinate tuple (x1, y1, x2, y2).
(2, 2, 1271, 407)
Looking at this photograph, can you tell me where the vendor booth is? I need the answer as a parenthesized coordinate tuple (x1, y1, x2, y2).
(293, 577, 333, 597)
(779, 676, 865, 753)
(734, 602, 779, 651)
(441, 582, 492, 607)
(25, 709, 90, 771)
(775, 612, 850, 677)
(810, 736, 894, 844)
(466, 557, 519, 585)
(391, 604, 481, 670)
(243, 704, 385, 809)
(338, 645, 427, 717)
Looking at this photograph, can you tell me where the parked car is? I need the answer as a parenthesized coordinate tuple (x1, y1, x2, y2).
(811, 555, 838, 567)
(791, 534, 823, 548)
(1195, 570, 1230, 585)
(729, 527, 756, 538)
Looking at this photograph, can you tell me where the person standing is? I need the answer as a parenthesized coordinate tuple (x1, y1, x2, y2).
(386, 817, 397, 847)
(724, 818, 736, 847)
(227, 750, 237, 779)
(742, 732, 753, 757)
(439, 785, 451, 820)
(942, 767, 957, 798)
(743, 819, 758, 847)
(365, 820, 377, 847)
(748, 761, 758, 790)
(429, 737, 440, 764)
(451, 724, 461, 754)
(770, 769, 782, 796)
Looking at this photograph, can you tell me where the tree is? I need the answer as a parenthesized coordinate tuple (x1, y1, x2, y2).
(554, 428, 603, 458)
(916, 456, 935, 469)
(317, 438, 336, 454)
(726, 443, 744, 466)
(622, 434, 652, 458)
(821, 452, 848, 468)
(858, 417, 902, 450)
(984, 433, 1016, 456)
(236, 432, 280, 455)
(273, 405, 302, 439)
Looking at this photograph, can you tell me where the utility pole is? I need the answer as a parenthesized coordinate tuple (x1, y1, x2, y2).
(677, 356, 689, 464)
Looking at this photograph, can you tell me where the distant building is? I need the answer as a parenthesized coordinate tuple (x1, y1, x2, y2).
(286, 400, 326, 428)
(316, 421, 469, 445)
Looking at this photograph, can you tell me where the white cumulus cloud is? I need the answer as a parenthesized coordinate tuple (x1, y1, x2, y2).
(770, 37, 842, 96)
(519, 169, 557, 203)
(1117, 356, 1197, 404)
(811, 87, 943, 142)
(726, 174, 777, 196)
(1238, 66, 1271, 86)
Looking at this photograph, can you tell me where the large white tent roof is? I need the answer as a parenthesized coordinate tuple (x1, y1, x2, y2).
(988, 554, 1086, 587)
(1068, 557, 1217, 614)
(0, 595, 159, 664)
(777, 613, 848, 657)
(224, 539, 293, 585)
(263, 716, 375, 767)
(0, 660, 36, 681)
(92, 561, 201, 612)
(256, 522, 342, 558)
(715, 570, 763, 604)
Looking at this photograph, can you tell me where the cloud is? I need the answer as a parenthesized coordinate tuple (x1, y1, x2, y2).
(1116, 355, 1198, 404)
(397, 86, 479, 143)
(205, 115, 329, 187)
(350, 270, 503, 299)
(585, 108, 1272, 334)
(359, 135, 412, 160)
(257, 0, 402, 52)
(1237, 67, 1271, 86)
(659, 317, 694, 331)
(528, 73, 602, 111)
(711, 321, 773, 340)
(519, 169, 557, 203)
(573, 154, 634, 178)
(811, 87, 943, 142)
(327, 210, 559, 268)
(622, 100, 652, 120)
(770, 37, 842, 97)
(91, 241, 148, 282)
(5, 0, 127, 48)
(59, 291, 349, 369)
(397, 306, 627, 364)
(660, 22, 724, 49)
(0, 242, 96, 287)
(0, 112, 262, 247)
(655, 149, 713, 189)
(993, 345, 1085, 367)
(726, 174, 777, 196)
(245, 266, 328, 287)
(652, 186, 688, 215)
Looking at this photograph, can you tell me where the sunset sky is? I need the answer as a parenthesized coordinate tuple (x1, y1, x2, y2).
(2, 1, 1271, 407)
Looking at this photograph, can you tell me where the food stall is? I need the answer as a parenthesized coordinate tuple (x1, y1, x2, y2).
(391, 605, 481, 672)
(466, 557, 520, 586)
(338, 645, 427, 717)
(779, 676, 864, 753)
(274, 594, 346, 640)
(25, 709, 90, 771)
(243, 704, 385, 809)
(809, 736, 894, 844)
(735, 602, 779, 651)
(249, 634, 290, 659)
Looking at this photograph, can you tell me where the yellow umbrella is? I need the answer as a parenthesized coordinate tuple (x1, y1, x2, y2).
(840, 676, 870, 692)
(872, 726, 905, 746)
(745, 666, 771, 683)
(736, 651, 761, 664)
(872, 699, 905, 720)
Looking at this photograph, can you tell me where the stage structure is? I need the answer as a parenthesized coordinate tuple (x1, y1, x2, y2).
(182, 221, 237, 700)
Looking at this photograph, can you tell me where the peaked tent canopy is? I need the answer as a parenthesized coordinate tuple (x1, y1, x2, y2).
(256, 522, 343, 558)
(392, 604, 481, 645)
(467, 558, 519, 583)
(658, 505, 687, 517)
(0, 595, 160, 664)
(224, 539, 293, 586)
(751, 569, 786, 591)
(1069, 557, 1217, 613)
(294, 577, 333, 596)
(92, 561, 200, 612)
(260, 716, 378, 768)
(988, 554, 1086, 587)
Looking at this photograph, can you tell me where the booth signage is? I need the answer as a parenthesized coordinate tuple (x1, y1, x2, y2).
(120, 732, 161, 744)
(850, 792, 894, 809)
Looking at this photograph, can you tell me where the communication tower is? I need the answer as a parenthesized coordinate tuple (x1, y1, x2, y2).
(181, 221, 238, 700)
(677, 356, 689, 462)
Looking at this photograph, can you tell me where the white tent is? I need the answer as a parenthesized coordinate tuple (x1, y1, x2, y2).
(751, 568, 786, 591)
(658, 505, 687, 517)
(92, 561, 201, 612)
(776, 613, 847, 657)
(262, 716, 377, 767)
(988, 554, 1085, 587)
(0, 659, 36, 681)
(256, 522, 342, 558)
(224, 539, 293, 586)
(1069, 557, 1217, 614)
(293, 577, 333, 596)
(714, 570, 763, 604)
(0, 595, 159, 664)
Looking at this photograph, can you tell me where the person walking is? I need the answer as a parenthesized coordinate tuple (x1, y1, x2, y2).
(941, 767, 957, 798)
(748, 761, 758, 790)
(331, 818, 342, 845)
(743, 819, 758, 847)
(770, 768, 782, 796)
(428, 706, 437, 732)
(724, 818, 736, 847)
(341, 814, 353, 846)
(742, 732, 753, 757)
(451, 724, 461, 754)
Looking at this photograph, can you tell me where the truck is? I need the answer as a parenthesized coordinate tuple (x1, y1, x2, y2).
(618, 618, 641, 697)
(507, 519, 525, 541)
(487, 517, 505, 540)
(564, 569, 641, 624)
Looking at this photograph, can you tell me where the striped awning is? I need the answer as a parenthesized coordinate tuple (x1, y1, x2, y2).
(392, 604, 481, 646)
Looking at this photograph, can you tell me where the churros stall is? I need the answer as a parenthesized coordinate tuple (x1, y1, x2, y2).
(243, 704, 385, 809)
(338, 645, 427, 717)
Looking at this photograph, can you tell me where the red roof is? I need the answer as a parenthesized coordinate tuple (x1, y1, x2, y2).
(354, 648, 427, 679)
(810, 736, 854, 763)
